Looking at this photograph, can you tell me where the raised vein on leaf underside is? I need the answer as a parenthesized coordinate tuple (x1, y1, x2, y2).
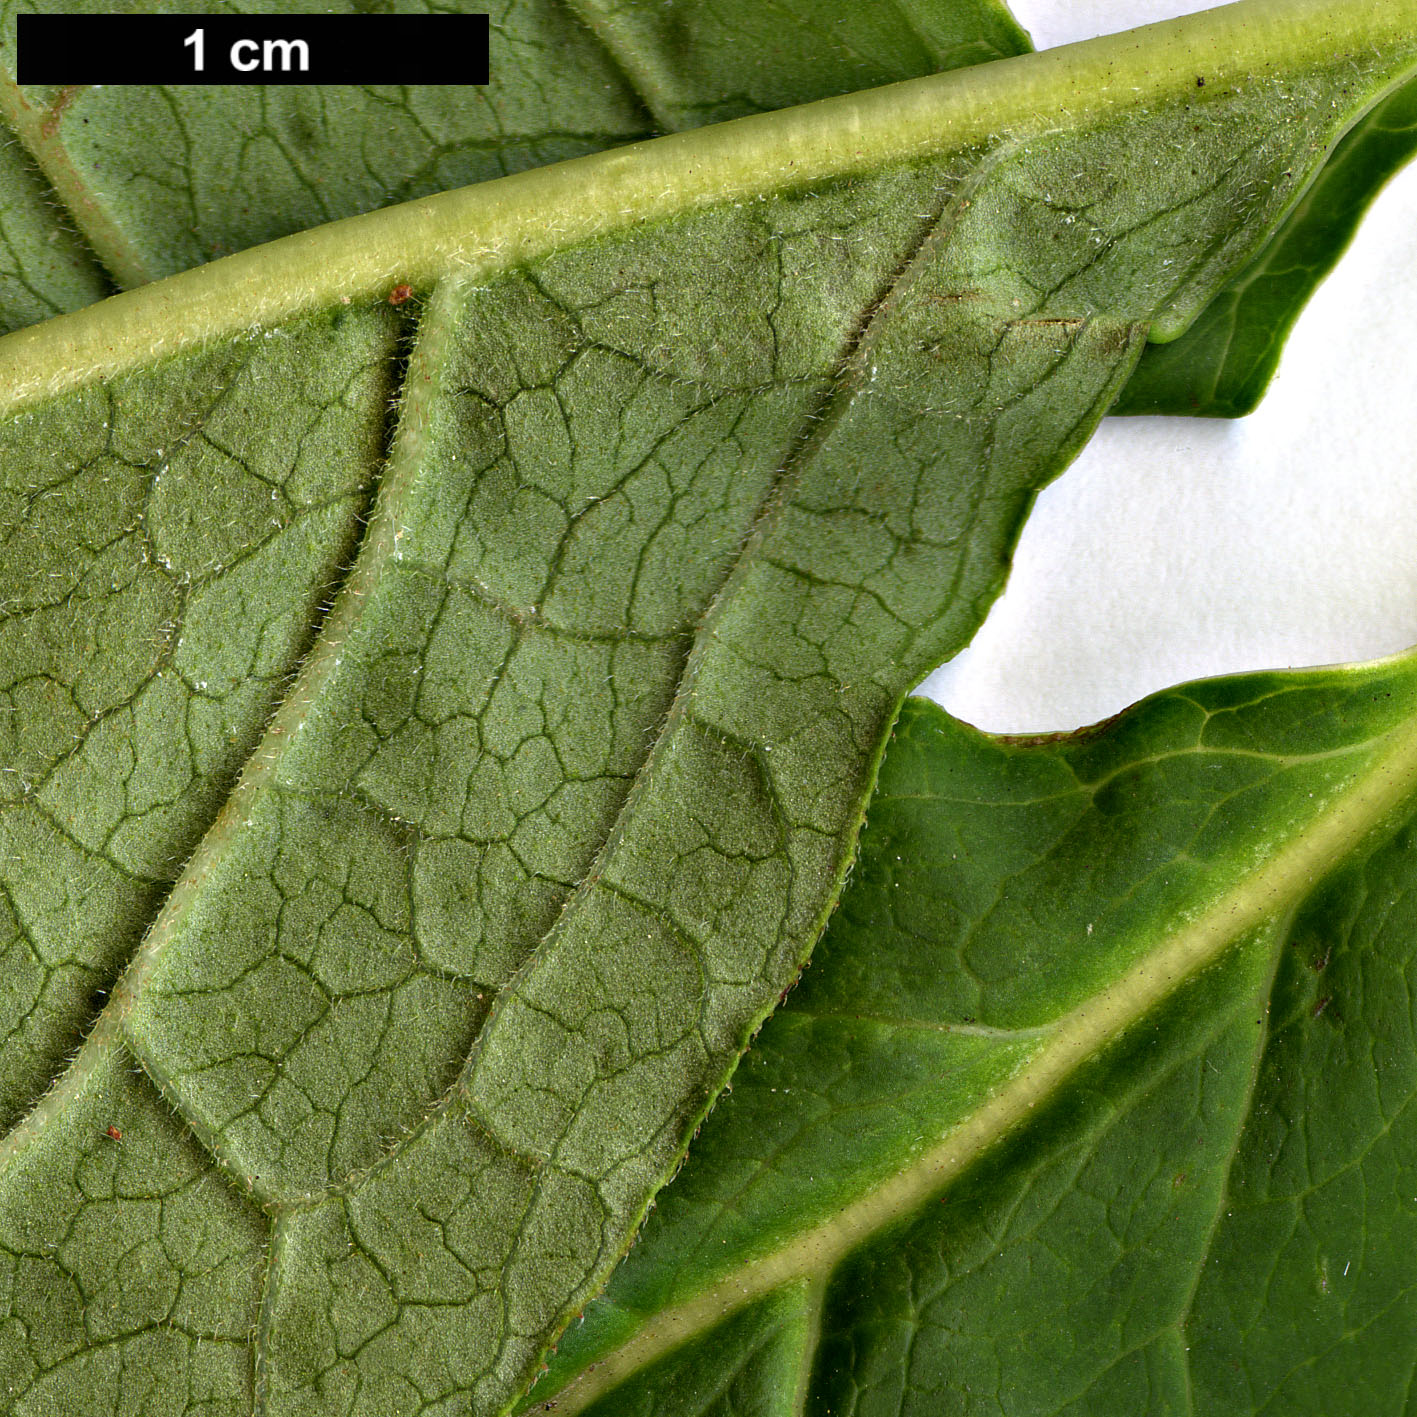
(0, 75, 149, 290)
(0, 284, 453, 1179)
(0, 6, 1414, 1414)
(250, 64, 1414, 1416)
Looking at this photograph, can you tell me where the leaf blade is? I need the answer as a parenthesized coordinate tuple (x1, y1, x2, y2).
(0, 5, 1412, 1413)
(536, 648, 1417, 1412)
(0, 0, 1030, 335)
(1113, 70, 1417, 416)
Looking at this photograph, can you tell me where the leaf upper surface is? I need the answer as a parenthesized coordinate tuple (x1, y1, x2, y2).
(534, 654, 1417, 1413)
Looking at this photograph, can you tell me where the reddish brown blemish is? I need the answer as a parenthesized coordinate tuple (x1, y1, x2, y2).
(41, 85, 83, 139)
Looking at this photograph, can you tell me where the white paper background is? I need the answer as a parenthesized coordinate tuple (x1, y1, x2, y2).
(917, 0, 1417, 732)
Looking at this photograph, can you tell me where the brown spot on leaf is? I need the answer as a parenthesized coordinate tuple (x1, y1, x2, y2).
(41, 85, 83, 139)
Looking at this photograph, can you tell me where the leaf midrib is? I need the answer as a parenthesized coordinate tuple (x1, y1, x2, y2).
(0, 0, 1404, 415)
(1171, 909, 1290, 1417)
(536, 675, 1417, 1414)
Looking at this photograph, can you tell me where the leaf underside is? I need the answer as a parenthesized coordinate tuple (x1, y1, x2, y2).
(1115, 69, 1417, 416)
(0, 5, 1410, 1417)
(0, 0, 1027, 322)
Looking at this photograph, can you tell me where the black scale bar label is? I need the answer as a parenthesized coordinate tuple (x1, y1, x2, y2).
(17, 13, 490, 85)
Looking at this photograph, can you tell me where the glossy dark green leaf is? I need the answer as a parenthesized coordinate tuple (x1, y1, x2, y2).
(533, 660, 1417, 1414)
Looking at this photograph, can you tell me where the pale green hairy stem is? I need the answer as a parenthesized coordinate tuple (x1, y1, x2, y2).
(0, 0, 1405, 411)
(0, 5, 1410, 1416)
